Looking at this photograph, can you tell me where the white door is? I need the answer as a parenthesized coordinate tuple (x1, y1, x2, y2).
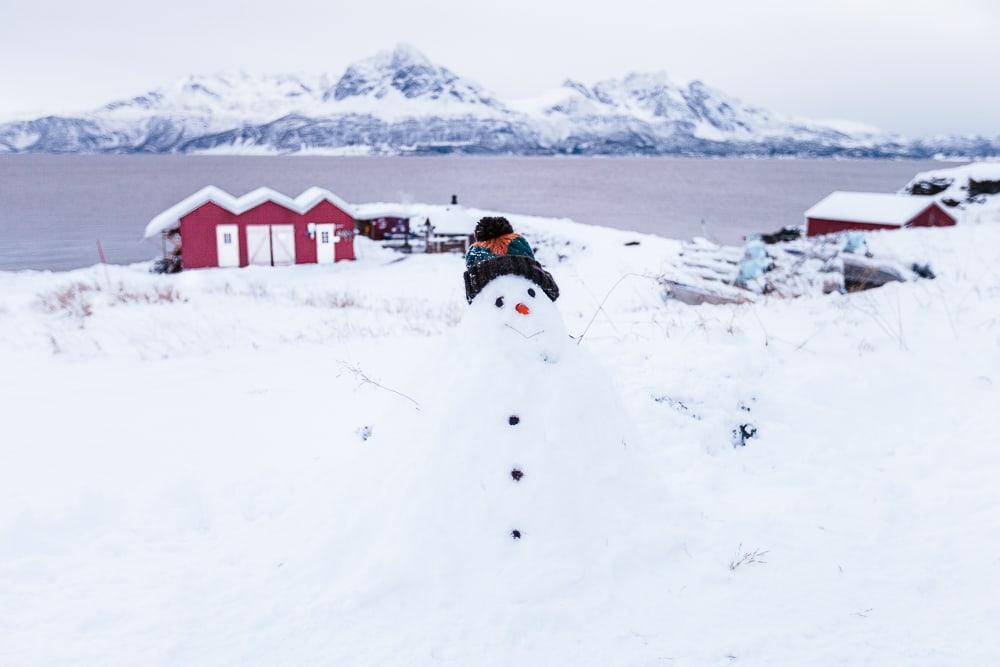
(271, 225, 296, 266)
(315, 224, 335, 264)
(215, 224, 240, 267)
(246, 225, 272, 266)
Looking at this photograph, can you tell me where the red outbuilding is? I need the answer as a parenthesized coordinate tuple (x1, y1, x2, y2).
(352, 205, 411, 241)
(144, 186, 356, 269)
(805, 191, 956, 237)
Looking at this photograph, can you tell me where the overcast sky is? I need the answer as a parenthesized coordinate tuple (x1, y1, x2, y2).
(2, 0, 998, 136)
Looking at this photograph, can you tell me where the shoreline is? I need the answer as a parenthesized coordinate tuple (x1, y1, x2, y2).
(0, 156, 957, 271)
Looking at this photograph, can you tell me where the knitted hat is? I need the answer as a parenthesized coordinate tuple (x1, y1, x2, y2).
(463, 217, 560, 303)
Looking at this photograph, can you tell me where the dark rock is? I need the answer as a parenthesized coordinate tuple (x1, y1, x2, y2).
(906, 177, 952, 196)
(511, 468, 524, 482)
(733, 423, 757, 448)
(969, 179, 1000, 198)
(508, 415, 520, 426)
(151, 255, 182, 274)
(759, 227, 802, 244)
(511, 530, 522, 540)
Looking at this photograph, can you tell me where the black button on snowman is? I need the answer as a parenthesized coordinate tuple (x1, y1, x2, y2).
(462, 217, 563, 542)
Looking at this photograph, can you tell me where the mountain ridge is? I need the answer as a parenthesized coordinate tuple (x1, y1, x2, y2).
(1, 44, 997, 157)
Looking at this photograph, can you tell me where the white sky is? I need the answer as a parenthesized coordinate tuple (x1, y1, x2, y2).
(2, 0, 998, 136)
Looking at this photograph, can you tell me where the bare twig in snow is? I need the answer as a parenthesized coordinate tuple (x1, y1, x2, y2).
(576, 272, 658, 346)
(932, 283, 959, 340)
(748, 305, 770, 347)
(794, 329, 823, 352)
(851, 291, 907, 350)
(338, 361, 421, 412)
(729, 543, 769, 571)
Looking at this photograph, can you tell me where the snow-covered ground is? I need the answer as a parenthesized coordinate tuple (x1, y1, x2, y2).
(2, 210, 999, 665)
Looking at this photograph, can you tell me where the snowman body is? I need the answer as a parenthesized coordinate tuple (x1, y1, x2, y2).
(365, 275, 644, 599)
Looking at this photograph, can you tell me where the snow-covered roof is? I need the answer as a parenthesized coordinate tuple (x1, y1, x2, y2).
(144, 186, 356, 238)
(411, 206, 478, 234)
(804, 191, 937, 226)
(352, 203, 413, 220)
(351, 203, 477, 234)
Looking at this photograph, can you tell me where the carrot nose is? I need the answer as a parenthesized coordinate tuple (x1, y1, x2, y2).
(515, 303, 530, 315)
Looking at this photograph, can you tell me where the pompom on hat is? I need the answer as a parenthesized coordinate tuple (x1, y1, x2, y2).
(463, 217, 560, 303)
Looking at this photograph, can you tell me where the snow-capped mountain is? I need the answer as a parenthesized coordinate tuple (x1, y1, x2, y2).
(512, 73, 889, 153)
(100, 72, 324, 128)
(323, 43, 508, 119)
(0, 44, 995, 157)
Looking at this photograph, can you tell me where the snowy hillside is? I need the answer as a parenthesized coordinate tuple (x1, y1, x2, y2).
(902, 161, 1000, 224)
(2, 44, 998, 157)
(2, 209, 999, 664)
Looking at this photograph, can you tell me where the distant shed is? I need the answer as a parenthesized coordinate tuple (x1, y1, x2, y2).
(415, 206, 476, 254)
(805, 191, 956, 237)
(353, 205, 411, 241)
(352, 203, 476, 254)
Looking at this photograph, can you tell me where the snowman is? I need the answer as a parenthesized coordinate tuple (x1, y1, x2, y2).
(346, 217, 652, 601)
(322, 216, 666, 658)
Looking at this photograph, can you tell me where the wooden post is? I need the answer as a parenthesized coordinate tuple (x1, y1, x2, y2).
(96, 239, 111, 289)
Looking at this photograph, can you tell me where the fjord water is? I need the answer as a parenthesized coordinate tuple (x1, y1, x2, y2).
(0, 155, 952, 271)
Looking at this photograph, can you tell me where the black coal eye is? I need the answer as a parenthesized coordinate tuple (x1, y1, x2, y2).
(495, 296, 504, 308)
(527, 288, 536, 298)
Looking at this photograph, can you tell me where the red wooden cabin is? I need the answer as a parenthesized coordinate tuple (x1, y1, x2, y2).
(144, 186, 356, 269)
(805, 191, 956, 237)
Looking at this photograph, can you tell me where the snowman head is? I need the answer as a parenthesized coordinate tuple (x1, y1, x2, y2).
(461, 218, 566, 360)
(464, 274, 569, 361)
